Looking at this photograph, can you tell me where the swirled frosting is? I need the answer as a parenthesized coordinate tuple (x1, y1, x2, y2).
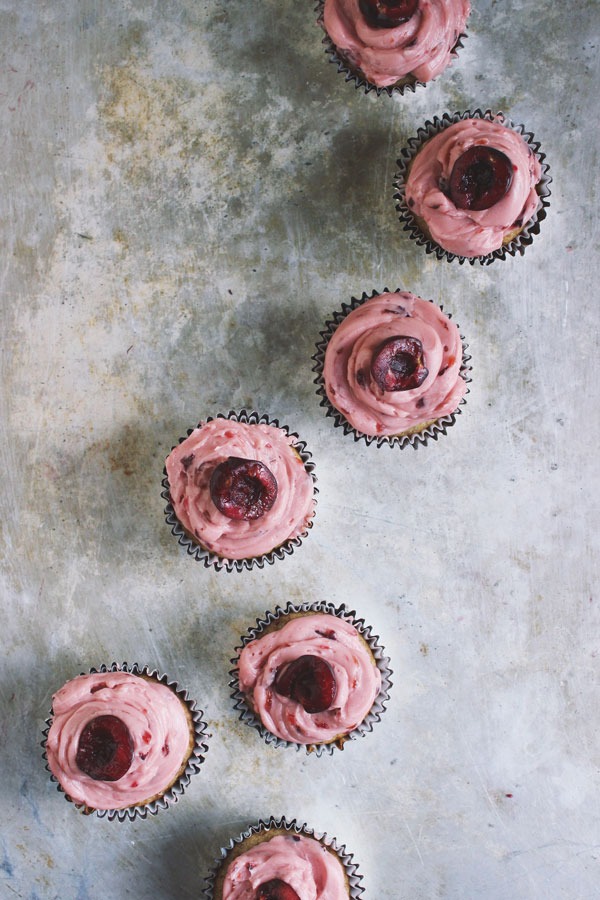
(238, 613, 381, 745)
(221, 833, 348, 899)
(405, 117, 543, 257)
(323, 292, 466, 438)
(166, 419, 315, 561)
(322, 0, 470, 87)
(46, 671, 192, 810)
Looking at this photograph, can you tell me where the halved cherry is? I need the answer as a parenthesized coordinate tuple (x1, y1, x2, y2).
(274, 655, 337, 714)
(256, 880, 301, 900)
(449, 146, 513, 211)
(76, 715, 134, 782)
(370, 335, 428, 392)
(359, 0, 418, 27)
(209, 456, 278, 520)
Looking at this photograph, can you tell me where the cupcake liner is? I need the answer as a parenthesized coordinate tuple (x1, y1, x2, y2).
(42, 662, 210, 822)
(203, 815, 365, 899)
(312, 288, 472, 449)
(316, 0, 468, 97)
(161, 409, 318, 573)
(393, 108, 552, 265)
(230, 600, 392, 756)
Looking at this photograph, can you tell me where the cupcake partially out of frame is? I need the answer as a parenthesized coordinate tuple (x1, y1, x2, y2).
(204, 816, 364, 899)
(162, 411, 318, 573)
(313, 289, 471, 448)
(394, 109, 552, 264)
(42, 663, 209, 821)
(230, 601, 392, 756)
(317, 0, 470, 96)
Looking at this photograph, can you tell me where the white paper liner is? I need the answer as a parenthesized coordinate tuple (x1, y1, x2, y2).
(161, 409, 318, 573)
(230, 600, 393, 756)
(42, 662, 209, 822)
(202, 815, 365, 899)
(315, 0, 468, 97)
(312, 288, 472, 448)
(393, 108, 552, 265)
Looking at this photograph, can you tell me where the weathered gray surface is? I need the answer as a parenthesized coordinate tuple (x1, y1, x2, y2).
(1, 1, 598, 897)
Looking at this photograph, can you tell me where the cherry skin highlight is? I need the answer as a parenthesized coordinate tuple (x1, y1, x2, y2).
(274, 655, 337, 714)
(449, 145, 513, 211)
(359, 0, 418, 27)
(209, 456, 278, 520)
(255, 880, 301, 900)
(75, 715, 134, 782)
(370, 335, 429, 392)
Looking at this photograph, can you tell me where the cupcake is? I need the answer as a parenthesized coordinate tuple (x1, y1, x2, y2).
(204, 816, 364, 899)
(394, 109, 552, 264)
(162, 411, 318, 573)
(313, 289, 471, 448)
(318, 0, 470, 95)
(42, 663, 209, 820)
(231, 601, 392, 755)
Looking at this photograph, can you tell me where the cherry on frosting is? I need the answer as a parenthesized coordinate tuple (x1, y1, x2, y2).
(359, 0, 418, 28)
(370, 336, 429, 392)
(209, 456, 278, 521)
(449, 145, 513, 211)
(255, 880, 301, 900)
(274, 655, 337, 714)
(76, 715, 134, 782)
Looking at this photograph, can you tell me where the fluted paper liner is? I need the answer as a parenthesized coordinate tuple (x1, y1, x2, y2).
(393, 108, 552, 265)
(162, 409, 318, 573)
(312, 288, 472, 448)
(230, 600, 392, 756)
(316, 0, 468, 97)
(203, 815, 365, 899)
(42, 662, 209, 822)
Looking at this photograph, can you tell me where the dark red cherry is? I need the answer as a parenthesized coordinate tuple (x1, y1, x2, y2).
(359, 0, 418, 28)
(255, 880, 300, 900)
(209, 456, 278, 520)
(76, 715, 134, 782)
(274, 655, 337, 714)
(370, 336, 428, 392)
(449, 146, 513, 211)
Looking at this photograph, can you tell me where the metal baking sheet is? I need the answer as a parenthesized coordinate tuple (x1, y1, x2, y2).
(1, 1, 598, 897)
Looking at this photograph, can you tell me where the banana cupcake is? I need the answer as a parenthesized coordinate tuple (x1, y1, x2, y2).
(313, 289, 470, 447)
(231, 601, 391, 755)
(204, 816, 364, 899)
(43, 663, 208, 820)
(318, 0, 470, 95)
(163, 411, 317, 572)
(394, 109, 552, 263)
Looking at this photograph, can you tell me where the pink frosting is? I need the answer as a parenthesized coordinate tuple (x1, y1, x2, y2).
(323, 0, 470, 87)
(222, 833, 348, 899)
(405, 117, 543, 257)
(165, 419, 315, 561)
(323, 292, 466, 438)
(238, 614, 381, 745)
(46, 672, 191, 810)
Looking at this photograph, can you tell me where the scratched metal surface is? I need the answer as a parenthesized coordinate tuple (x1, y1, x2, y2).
(1, 1, 599, 898)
